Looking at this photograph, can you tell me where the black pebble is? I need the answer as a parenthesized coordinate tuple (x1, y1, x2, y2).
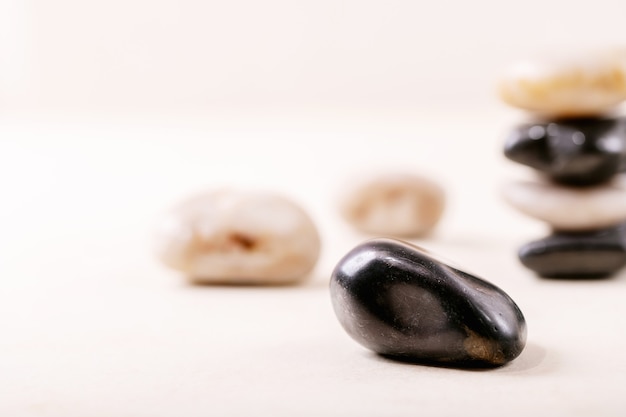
(504, 117, 626, 186)
(330, 238, 527, 367)
(519, 223, 626, 278)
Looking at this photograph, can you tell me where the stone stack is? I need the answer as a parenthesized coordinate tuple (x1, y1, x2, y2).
(498, 49, 626, 278)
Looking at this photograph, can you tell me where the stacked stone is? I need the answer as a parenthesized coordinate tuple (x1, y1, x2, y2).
(498, 49, 626, 278)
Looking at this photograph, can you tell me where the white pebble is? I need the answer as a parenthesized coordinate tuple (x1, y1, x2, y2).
(501, 178, 626, 231)
(154, 189, 321, 285)
(339, 172, 445, 237)
(498, 49, 626, 117)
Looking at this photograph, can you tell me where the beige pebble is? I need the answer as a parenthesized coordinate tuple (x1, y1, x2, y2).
(340, 173, 445, 237)
(498, 49, 626, 117)
(154, 189, 321, 285)
(501, 178, 626, 231)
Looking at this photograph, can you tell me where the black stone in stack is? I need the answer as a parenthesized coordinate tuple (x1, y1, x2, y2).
(504, 117, 626, 278)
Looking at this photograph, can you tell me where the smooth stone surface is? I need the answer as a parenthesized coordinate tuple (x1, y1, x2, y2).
(498, 49, 626, 117)
(504, 117, 626, 186)
(330, 238, 527, 367)
(519, 223, 626, 278)
(154, 188, 321, 285)
(501, 178, 626, 231)
(339, 172, 445, 237)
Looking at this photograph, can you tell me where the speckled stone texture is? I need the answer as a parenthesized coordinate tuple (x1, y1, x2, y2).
(498, 49, 626, 117)
(339, 172, 445, 237)
(154, 188, 321, 285)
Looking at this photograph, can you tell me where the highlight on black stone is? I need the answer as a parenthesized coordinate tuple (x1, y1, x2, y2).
(504, 117, 626, 186)
(329, 238, 527, 368)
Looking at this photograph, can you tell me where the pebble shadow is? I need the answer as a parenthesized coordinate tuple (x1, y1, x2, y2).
(366, 342, 551, 374)
(492, 342, 554, 374)
(169, 271, 331, 292)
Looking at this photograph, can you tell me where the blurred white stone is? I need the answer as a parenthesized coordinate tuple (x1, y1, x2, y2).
(498, 48, 626, 117)
(501, 177, 626, 231)
(339, 172, 445, 237)
(154, 189, 321, 285)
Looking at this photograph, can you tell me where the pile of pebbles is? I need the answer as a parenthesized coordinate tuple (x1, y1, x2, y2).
(499, 49, 626, 278)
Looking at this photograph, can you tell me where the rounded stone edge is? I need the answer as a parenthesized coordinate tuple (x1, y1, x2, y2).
(338, 172, 446, 237)
(330, 238, 528, 368)
(154, 188, 322, 286)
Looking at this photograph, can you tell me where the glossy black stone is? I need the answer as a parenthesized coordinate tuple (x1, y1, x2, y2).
(330, 238, 527, 367)
(519, 223, 626, 278)
(504, 117, 626, 186)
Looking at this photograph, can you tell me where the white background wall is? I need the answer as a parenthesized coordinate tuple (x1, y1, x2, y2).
(1, 0, 625, 113)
